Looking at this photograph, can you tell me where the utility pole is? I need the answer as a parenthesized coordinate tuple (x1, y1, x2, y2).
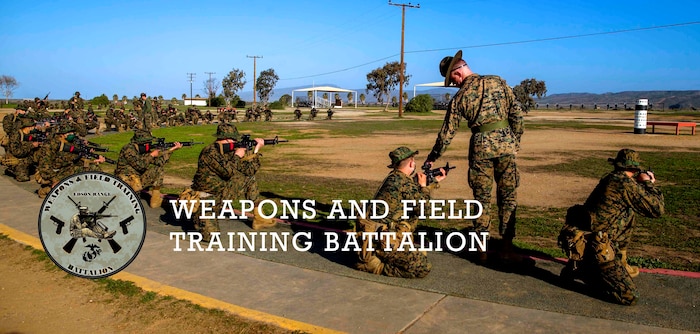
(247, 55, 262, 107)
(187, 73, 196, 107)
(389, 1, 419, 118)
(205, 71, 216, 107)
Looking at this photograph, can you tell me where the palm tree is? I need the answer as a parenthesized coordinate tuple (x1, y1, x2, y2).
(359, 93, 366, 105)
(347, 92, 353, 104)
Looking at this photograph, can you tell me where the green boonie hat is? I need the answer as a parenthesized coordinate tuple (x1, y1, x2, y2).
(608, 148, 642, 170)
(132, 129, 154, 144)
(215, 123, 241, 140)
(15, 105, 28, 111)
(439, 50, 463, 87)
(388, 146, 418, 168)
(55, 123, 76, 134)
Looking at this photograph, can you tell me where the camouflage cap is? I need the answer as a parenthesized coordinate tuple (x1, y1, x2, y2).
(55, 123, 76, 134)
(439, 50, 463, 87)
(132, 129, 154, 144)
(15, 105, 28, 111)
(388, 146, 418, 168)
(75, 91, 81, 96)
(215, 123, 241, 140)
(608, 148, 642, 171)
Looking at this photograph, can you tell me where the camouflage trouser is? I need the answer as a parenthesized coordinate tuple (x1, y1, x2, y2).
(12, 155, 37, 182)
(117, 165, 165, 192)
(579, 252, 638, 306)
(468, 154, 519, 238)
(355, 219, 431, 278)
(239, 175, 260, 203)
(192, 192, 226, 242)
(375, 247, 431, 278)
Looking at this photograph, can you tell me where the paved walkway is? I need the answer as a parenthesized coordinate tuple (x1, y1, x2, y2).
(0, 175, 697, 334)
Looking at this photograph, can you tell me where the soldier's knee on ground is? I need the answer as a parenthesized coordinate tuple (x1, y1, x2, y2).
(118, 174, 143, 192)
(197, 219, 220, 243)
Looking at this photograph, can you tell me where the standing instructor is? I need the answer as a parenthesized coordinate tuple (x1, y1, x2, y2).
(424, 50, 524, 263)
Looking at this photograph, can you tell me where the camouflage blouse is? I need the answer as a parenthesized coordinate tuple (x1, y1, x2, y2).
(428, 74, 523, 162)
(373, 170, 438, 231)
(191, 142, 260, 196)
(584, 170, 665, 249)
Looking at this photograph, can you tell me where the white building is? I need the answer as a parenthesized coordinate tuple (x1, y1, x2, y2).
(183, 97, 207, 106)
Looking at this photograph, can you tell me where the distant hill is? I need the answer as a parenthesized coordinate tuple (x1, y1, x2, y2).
(534, 91, 700, 110)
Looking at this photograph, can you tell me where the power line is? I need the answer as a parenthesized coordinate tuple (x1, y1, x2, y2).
(279, 20, 700, 81)
(411, 21, 700, 54)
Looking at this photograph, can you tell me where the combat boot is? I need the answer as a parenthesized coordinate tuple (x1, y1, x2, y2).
(498, 237, 529, 266)
(251, 203, 276, 230)
(355, 255, 385, 275)
(149, 187, 163, 208)
(620, 249, 640, 278)
(38, 185, 52, 198)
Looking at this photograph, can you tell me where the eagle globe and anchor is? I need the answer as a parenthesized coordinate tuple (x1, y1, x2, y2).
(38, 171, 147, 279)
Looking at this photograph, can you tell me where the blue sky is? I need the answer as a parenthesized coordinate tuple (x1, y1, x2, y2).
(1, 0, 699, 100)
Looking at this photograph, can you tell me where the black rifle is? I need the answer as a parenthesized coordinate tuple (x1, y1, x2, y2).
(63, 238, 79, 254)
(23, 131, 49, 142)
(232, 134, 289, 151)
(97, 195, 117, 214)
(421, 162, 456, 185)
(152, 138, 204, 150)
(62, 139, 116, 164)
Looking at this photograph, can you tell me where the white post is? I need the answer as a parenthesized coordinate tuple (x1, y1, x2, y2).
(634, 98, 648, 134)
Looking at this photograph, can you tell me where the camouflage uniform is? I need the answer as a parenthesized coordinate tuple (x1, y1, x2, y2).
(140, 94, 154, 130)
(355, 147, 435, 278)
(105, 108, 116, 131)
(427, 51, 523, 239)
(189, 124, 262, 240)
(36, 124, 102, 197)
(560, 149, 664, 305)
(114, 130, 172, 192)
(7, 118, 42, 182)
(294, 108, 302, 121)
(2, 108, 21, 169)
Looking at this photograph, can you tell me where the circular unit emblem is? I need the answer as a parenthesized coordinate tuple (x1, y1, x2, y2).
(38, 171, 147, 279)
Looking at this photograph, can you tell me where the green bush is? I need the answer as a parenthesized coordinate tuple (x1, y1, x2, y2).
(235, 100, 246, 108)
(269, 101, 285, 110)
(209, 96, 226, 107)
(405, 94, 434, 113)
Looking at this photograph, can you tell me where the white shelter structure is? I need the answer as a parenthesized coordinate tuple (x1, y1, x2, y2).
(412, 81, 449, 98)
(291, 86, 358, 108)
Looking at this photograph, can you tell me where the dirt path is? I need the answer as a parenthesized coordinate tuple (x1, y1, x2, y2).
(0, 237, 291, 334)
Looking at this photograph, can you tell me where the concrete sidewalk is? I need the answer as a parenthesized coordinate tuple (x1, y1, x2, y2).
(0, 176, 697, 334)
